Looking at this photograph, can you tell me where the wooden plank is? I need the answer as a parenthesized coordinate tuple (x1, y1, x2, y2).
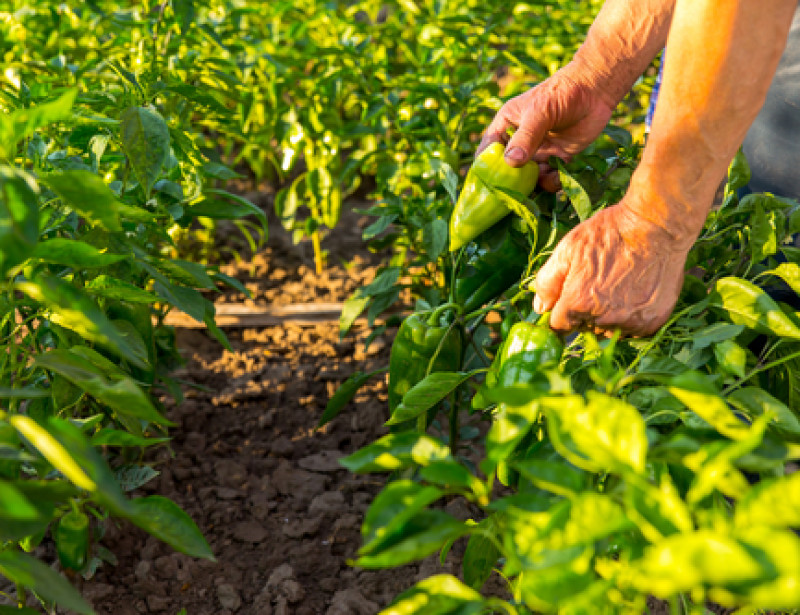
(163, 302, 346, 328)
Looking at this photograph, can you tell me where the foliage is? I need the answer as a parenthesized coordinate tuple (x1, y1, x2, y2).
(338, 123, 800, 612)
(0, 1, 271, 611)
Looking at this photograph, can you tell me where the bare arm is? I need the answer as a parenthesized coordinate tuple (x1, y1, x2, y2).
(534, 0, 797, 335)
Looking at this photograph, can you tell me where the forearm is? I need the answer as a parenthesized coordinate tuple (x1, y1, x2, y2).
(569, 0, 675, 106)
(627, 0, 796, 247)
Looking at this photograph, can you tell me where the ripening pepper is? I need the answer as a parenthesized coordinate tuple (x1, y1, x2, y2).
(484, 312, 563, 406)
(388, 305, 463, 412)
(449, 142, 539, 252)
(454, 219, 528, 314)
(56, 507, 89, 571)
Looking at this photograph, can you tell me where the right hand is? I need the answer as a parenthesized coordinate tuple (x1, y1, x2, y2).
(478, 61, 616, 192)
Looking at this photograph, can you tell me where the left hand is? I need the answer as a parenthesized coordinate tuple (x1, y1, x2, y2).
(532, 202, 689, 337)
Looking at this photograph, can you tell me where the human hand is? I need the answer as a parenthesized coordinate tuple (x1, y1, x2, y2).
(478, 61, 617, 192)
(532, 201, 690, 337)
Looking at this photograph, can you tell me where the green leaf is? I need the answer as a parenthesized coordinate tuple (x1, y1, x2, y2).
(691, 323, 745, 350)
(339, 293, 370, 338)
(422, 218, 448, 260)
(557, 161, 592, 221)
(750, 202, 778, 262)
(441, 164, 459, 204)
(340, 432, 451, 473)
(379, 575, 484, 615)
(735, 472, 800, 528)
(85, 275, 159, 303)
(0, 167, 39, 276)
(0, 550, 94, 615)
(124, 495, 214, 560)
(31, 238, 127, 268)
(0, 89, 77, 159)
(485, 400, 541, 466)
(355, 509, 467, 568)
(363, 215, 396, 240)
(91, 429, 170, 448)
(17, 275, 148, 368)
(514, 459, 587, 497)
(189, 189, 268, 238)
(631, 530, 766, 597)
(765, 262, 800, 296)
(119, 106, 171, 197)
(387, 371, 474, 426)
(34, 347, 171, 426)
(318, 368, 387, 428)
(544, 392, 647, 474)
(712, 277, 800, 340)
(463, 519, 501, 590)
(115, 465, 160, 491)
(728, 387, 800, 438)
(713, 339, 747, 379)
(361, 480, 444, 554)
(727, 148, 751, 192)
(624, 474, 693, 543)
(669, 371, 751, 440)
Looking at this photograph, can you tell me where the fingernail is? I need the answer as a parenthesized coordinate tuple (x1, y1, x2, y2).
(533, 296, 543, 313)
(504, 147, 526, 163)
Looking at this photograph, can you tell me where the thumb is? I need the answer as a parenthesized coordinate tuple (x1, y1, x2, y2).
(533, 246, 570, 314)
(503, 108, 552, 168)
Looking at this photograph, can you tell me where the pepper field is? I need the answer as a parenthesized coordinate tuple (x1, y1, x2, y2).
(2, 2, 800, 614)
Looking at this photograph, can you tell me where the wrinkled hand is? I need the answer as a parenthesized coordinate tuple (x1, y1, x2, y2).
(478, 62, 616, 192)
(532, 203, 689, 337)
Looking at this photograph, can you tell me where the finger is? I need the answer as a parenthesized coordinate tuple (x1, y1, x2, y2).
(549, 298, 582, 333)
(538, 168, 561, 193)
(503, 107, 552, 168)
(477, 114, 514, 156)
(533, 248, 570, 314)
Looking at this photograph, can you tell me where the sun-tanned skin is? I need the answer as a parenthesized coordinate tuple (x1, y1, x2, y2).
(480, 0, 797, 336)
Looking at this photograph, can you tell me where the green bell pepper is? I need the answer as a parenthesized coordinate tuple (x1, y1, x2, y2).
(454, 219, 528, 314)
(449, 142, 539, 252)
(388, 304, 463, 412)
(56, 505, 89, 571)
(484, 312, 563, 405)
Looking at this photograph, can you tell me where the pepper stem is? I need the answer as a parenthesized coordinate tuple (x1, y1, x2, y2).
(427, 302, 463, 326)
(537, 311, 552, 328)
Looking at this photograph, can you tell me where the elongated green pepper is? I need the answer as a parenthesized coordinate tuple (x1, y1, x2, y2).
(484, 313, 563, 405)
(388, 305, 463, 412)
(454, 219, 528, 313)
(56, 506, 89, 571)
(450, 142, 539, 252)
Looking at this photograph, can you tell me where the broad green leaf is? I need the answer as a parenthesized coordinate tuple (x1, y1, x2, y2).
(119, 106, 170, 197)
(124, 495, 214, 560)
(361, 480, 444, 554)
(514, 459, 587, 497)
(34, 347, 171, 426)
(712, 277, 800, 340)
(318, 368, 387, 428)
(463, 518, 501, 590)
(750, 202, 778, 262)
(340, 432, 451, 473)
(85, 275, 159, 303)
(0, 387, 49, 399)
(669, 372, 751, 440)
(732, 527, 800, 608)
(631, 530, 766, 597)
(115, 465, 160, 491)
(734, 471, 800, 528)
(0, 89, 77, 159)
(355, 509, 467, 568)
(517, 563, 595, 611)
(339, 293, 370, 338)
(380, 575, 484, 615)
(91, 429, 170, 448)
(557, 161, 592, 221)
(0, 167, 39, 276)
(363, 215, 396, 240)
(728, 387, 800, 438)
(624, 474, 693, 543)
(726, 148, 751, 192)
(387, 371, 474, 425)
(544, 392, 647, 474)
(422, 218, 448, 260)
(190, 189, 268, 237)
(42, 170, 151, 231)
(419, 459, 483, 494)
(485, 400, 541, 466)
(148, 258, 216, 290)
(765, 262, 800, 296)
(0, 550, 94, 615)
(713, 339, 747, 379)
(31, 238, 126, 268)
(691, 323, 745, 351)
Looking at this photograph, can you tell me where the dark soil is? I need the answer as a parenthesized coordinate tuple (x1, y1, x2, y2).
(75, 197, 474, 615)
